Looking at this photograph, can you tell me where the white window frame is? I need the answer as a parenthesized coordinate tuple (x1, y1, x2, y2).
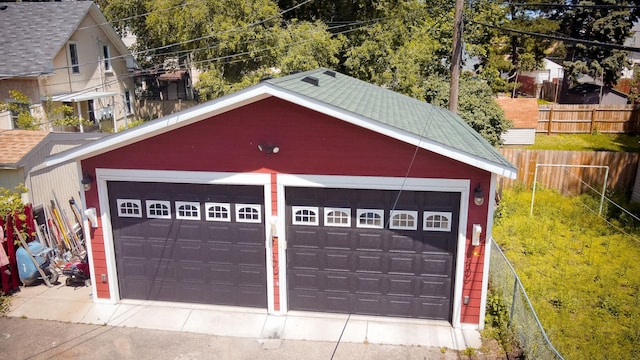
(324, 207, 351, 227)
(146, 200, 171, 219)
(389, 210, 418, 230)
(292, 206, 319, 226)
(68, 42, 80, 74)
(356, 209, 384, 229)
(205, 202, 231, 222)
(423, 211, 452, 232)
(117, 199, 142, 218)
(236, 204, 261, 223)
(175, 201, 201, 220)
(124, 90, 133, 115)
(103, 44, 112, 71)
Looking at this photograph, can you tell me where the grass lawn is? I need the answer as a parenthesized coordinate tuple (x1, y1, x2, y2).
(520, 133, 640, 152)
(493, 188, 640, 360)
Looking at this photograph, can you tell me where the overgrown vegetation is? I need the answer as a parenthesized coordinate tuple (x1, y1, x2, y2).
(524, 133, 640, 152)
(493, 187, 640, 359)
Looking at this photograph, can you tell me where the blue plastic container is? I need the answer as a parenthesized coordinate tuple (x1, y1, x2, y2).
(16, 242, 56, 286)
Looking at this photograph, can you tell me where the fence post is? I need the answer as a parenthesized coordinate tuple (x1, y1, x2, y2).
(508, 277, 518, 328)
(547, 107, 554, 135)
(590, 108, 597, 133)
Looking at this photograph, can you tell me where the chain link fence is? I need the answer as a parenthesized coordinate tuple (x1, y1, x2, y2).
(489, 238, 564, 360)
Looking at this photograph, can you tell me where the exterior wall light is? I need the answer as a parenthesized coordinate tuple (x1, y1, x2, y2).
(81, 174, 94, 191)
(258, 144, 280, 154)
(473, 184, 484, 206)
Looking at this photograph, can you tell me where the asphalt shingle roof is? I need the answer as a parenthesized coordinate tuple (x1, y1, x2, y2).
(266, 69, 514, 171)
(0, 130, 49, 168)
(0, 1, 92, 77)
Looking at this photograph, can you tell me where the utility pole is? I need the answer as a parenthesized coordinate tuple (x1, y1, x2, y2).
(449, 0, 464, 113)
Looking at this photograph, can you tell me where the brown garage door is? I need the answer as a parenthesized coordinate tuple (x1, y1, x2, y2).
(286, 187, 459, 320)
(108, 181, 267, 308)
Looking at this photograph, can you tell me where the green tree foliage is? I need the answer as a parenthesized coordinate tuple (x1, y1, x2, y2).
(554, 0, 640, 87)
(0, 90, 38, 130)
(423, 74, 512, 146)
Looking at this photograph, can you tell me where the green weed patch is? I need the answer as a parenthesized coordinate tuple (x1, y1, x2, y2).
(493, 188, 640, 359)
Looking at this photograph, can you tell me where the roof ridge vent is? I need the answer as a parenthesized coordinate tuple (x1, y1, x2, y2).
(301, 76, 319, 86)
(323, 70, 336, 77)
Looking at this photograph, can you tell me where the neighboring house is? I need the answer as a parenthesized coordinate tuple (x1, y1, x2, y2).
(46, 69, 517, 329)
(495, 97, 539, 145)
(561, 83, 630, 105)
(0, 2, 137, 132)
(622, 22, 640, 79)
(519, 59, 564, 98)
(0, 129, 105, 213)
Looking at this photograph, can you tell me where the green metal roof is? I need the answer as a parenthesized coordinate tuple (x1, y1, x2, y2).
(265, 68, 515, 173)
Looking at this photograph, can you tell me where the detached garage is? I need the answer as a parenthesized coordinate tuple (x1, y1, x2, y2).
(45, 68, 516, 329)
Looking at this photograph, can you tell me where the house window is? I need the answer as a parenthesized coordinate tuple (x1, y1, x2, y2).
(176, 201, 200, 220)
(68, 43, 80, 74)
(324, 208, 351, 227)
(117, 199, 142, 218)
(146, 200, 171, 219)
(236, 204, 261, 223)
(205, 203, 231, 222)
(390, 210, 418, 230)
(356, 209, 384, 229)
(124, 90, 132, 115)
(423, 211, 452, 232)
(292, 206, 319, 226)
(88, 100, 96, 123)
(103, 45, 112, 71)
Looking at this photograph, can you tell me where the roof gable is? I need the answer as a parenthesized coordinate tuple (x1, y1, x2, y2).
(0, 2, 131, 78)
(45, 69, 516, 178)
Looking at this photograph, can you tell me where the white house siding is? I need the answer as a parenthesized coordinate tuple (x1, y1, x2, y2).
(501, 128, 536, 146)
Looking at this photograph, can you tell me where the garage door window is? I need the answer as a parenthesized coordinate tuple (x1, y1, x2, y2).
(117, 199, 142, 218)
(176, 201, 201, 220)
(237, 204, 261, 223)
(205, 202, 231, 222)
(292, 206, 319, 225)
(390, 210, 418, 230)
(325, 208, 351, 227)
(356, 209, 384, 229)
(423, 211, 452, 231)
(147, 200, 171, 219)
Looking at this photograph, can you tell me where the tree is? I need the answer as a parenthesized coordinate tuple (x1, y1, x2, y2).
(554, 0, 640, 90)
(423, 74, 512, 146)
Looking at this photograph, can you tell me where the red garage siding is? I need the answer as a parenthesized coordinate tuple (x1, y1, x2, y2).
(81, 96, 491, 324)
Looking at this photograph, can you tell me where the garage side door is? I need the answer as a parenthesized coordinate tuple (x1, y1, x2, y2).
(286, 187, 459, 320)
(108, 181, 267, 308)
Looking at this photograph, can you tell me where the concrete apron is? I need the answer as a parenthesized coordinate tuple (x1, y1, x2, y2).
(6, 280, 482, 351)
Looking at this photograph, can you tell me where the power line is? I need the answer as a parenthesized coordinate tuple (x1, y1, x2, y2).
(503, 3, 640, 10)
(468, 20, 640, 53)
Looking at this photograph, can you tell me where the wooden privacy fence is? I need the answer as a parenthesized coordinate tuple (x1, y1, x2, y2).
(499, 149, 640, 195)
(135, 99, 198, 120)
(538, 104, 640, 134)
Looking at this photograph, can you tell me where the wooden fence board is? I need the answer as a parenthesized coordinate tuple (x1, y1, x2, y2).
(537, 104, 640, 134)
(499, 149, 640, 195)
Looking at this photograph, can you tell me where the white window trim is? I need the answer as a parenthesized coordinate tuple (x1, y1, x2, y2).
(292, 206, 319, 226)
(324, 207, 351, 228)
(175, 201, 201, 220)
(236, 204, 262, 223)
(389, 210, 418, 230)
(356, 209, 384, 229)
(116, 199, 142, 218)
(68, 42, 80, 74)
(103, 44, 112, 72)
(423, 211, 453, 232)
(205, 202, 231, 222)
(146, 200, 171, 219)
